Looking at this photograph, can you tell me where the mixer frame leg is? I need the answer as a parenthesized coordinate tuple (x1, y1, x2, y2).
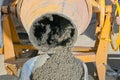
(0, 13, 37, 75)
(73, 6, 112, 80)
(2, 14, 16, 63)
(2, 14, 17, 75)
(96, 13, 111, 80)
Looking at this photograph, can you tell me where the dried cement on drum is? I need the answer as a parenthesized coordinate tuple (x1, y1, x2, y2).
(31, 47, 84, 80)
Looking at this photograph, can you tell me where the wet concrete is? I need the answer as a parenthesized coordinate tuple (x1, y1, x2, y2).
(31, 47, 84, 80)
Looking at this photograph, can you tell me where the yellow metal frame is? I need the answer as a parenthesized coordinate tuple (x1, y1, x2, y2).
(0, 14, 36, 75)
(0, 0, 119, 80)
(74, 5, 112, 80)
(110, 1, 120, 51)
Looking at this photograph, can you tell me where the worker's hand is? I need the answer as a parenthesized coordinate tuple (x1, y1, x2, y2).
(116, 17, 120, 25)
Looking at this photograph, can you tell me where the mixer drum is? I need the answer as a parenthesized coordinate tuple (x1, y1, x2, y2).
(17, 0, 92, 51)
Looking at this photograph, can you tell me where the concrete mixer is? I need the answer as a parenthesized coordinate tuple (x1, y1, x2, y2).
(0, 0, 120, 80)
(16, 0, 92, 51)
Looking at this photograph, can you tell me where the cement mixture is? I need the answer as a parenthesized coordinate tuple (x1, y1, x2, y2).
(31, 47, 84, 80)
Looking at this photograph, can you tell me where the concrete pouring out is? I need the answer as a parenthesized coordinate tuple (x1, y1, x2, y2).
(30, 14, 85, 80)
(31, 47, 84, 80)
